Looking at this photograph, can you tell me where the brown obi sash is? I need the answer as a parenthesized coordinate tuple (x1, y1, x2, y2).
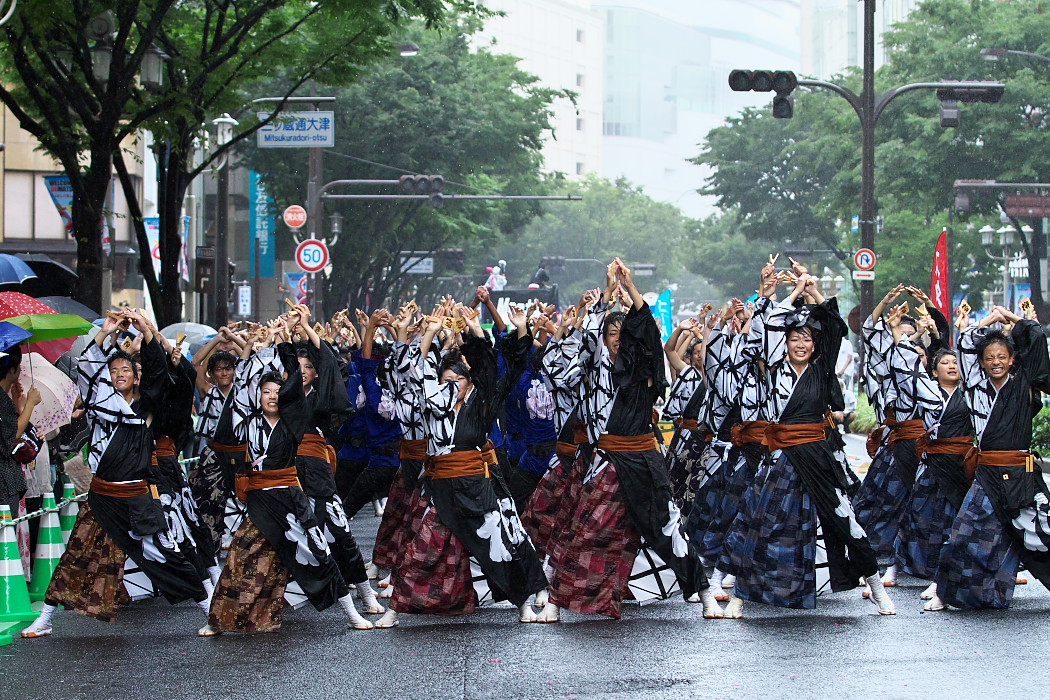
(731, 421, 770, 447)
(763, 422, 826, 452)
(915, 433, 973, 459)
(399, 439, 429, 461)
(298, 434, 337, 473)
(963, 448, 1035, 483)
(555, 441, 578, 458)
(237, 466, 302, 501)
(887, 419, 925, 450)
(209, 440, 247, 455)
(573, 423, 590, 445)
(482, 440, 499, 467)
(90, 477, 149, 499)
(865, 426, 887, 459)
(596, 433, 659, 452)
(150, 437, 177, 466)
(424, 450, 490, 480)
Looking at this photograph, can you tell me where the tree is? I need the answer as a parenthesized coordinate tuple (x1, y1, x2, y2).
(690, 0, 1050, 313)
(0, 0, 461, 322)
(486, 175, 699, 302)
(248, 19, 568, 314)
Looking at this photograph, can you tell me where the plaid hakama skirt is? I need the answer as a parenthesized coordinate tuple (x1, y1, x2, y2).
(188, 447, 231, 556)
(935, 479, 1020, 609)
(522, 452, 581, 563)
(208, 518, 291, 633)
(44, 503, 131, 622)
(719, 453, 820, 609)
(389, 505, 476, 615)
(893, 463, 959, 580)
(548, 462, 643, 618)
(687, 445, 754, 562)
(371, 466, 414, 571)
(852, 449, 909, 563)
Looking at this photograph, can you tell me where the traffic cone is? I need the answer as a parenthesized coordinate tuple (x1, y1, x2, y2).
(29, 493, 65, 602)
(0, 505, 38, 630)
(59, 479, 79, 545)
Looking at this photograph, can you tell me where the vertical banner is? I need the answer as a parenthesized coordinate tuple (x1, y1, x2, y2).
(144, 217, 162, 276)
(285, 272, 308, 304)
(249, 171, 276, 278)
(181, 215, 191, 282)
(1013, 282, 1031, 314)
(655, 288, 674, 344)
(43, 175, 74, 237)
(930, 227, 950, 319)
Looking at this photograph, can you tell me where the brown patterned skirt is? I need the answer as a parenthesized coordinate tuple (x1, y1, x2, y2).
(44, 503, 131, 622)
(208, 518, 290, 633)
(389, 506, 476, 615)
(371, 466, 413, 571)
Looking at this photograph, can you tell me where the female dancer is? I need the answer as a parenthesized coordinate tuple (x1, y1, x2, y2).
(721, 263, 895, 617)
(933, 305, 1050, 609)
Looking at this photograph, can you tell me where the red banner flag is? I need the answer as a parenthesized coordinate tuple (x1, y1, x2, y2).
(931, 228, 950, 318)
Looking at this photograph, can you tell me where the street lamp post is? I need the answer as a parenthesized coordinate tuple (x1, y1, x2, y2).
(213, 113, 238, 328)
(981, 223, 1029, 307)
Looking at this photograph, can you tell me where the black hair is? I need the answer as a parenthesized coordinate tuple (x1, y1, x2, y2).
(0, 345, 22, 378)
(930, 348, 957, 375)
(108, 349, 139, 377)
(899, 315, 918, 331)
(208, 351, 237, 373)
(684, 338, 702, 359)
(603, 311, 626, 339)
(438, 351, 472, 383)
(976, 329, 1016, 361)
(259, 370, 285, 388)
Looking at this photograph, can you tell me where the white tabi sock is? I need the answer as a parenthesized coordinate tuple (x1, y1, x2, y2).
(339, 592, 374, 629)
(21, 603, 57, 637)
(356, 580, 385, 614)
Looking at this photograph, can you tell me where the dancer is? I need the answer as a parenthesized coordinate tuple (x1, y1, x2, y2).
(933, 304, 1050, 609)
(720, 260, 895, 617)
(545, 259, 714, 622)
(23, 311, 210, 638)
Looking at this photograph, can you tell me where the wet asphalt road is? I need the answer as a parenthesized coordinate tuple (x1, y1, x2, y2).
(4, 435, 1049, 699)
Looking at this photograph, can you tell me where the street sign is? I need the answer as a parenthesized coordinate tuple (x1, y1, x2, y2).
(295, 238, 329, 273)
(257, 111, 335, 148)
(196, 245, 215, 259)
(1004, 194, 1050, 218)
(853, 270, 876, 281)
(283, 205, 307, 229)
(851, 215, 859, 234)
(854, 248, 876, 271)
(400, 251, 434, 275)
(237, 285, 252, 317)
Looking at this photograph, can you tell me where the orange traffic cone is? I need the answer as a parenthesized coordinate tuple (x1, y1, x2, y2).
(0, 505, 38, 641)
(29, 493, 65, 602)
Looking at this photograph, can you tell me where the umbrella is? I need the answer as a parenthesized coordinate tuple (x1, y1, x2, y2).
(0, 321, 32, 352)
(14, 254, 78, 297)
(35, 296, 99, 322)
(6, 313, 96, 343)
(19, 351, 77, 434)
(0, 292, 71, 362)
(0, 254, 38, 285)
(160, 322, 217, 346)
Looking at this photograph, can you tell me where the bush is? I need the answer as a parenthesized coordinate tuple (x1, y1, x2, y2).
(851, 392, 877, 434)
(1032, 405, 1050, 454)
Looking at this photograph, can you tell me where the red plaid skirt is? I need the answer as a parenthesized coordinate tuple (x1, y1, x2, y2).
(371, 471, 412, 571)
(523, 454, 575, 561)
(389, 505, 476, 615)
(45, 503, 131, 622)
(549, 461, 641, 618)
(209, 518, 290, 633)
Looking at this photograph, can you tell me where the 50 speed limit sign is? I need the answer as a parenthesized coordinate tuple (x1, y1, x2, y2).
(295, 239, 329, 273)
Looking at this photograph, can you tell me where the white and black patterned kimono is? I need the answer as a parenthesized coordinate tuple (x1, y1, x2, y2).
(77, 342, 207, 605)
(549, 300, 704, 617)
(144, 337, 215, 578)
(937, 320, 1050, 608)
(230, 345, 348, 611)
(890, 337, 972, 580)
(384, 339, 427, 491)
(293, 341, 368, 587)
(720, 297, 877, 608)
(189, 363, 244, 555)
(852, 315, 911, 562)
(407, 331, 547, 607)
(662, 365, 707, 507)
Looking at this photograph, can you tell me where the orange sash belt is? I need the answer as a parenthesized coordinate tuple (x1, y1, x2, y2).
(238, 466, 302, 498)
(399, 439, 428, 461)
(555, 441, 578, 458)
(763, 422, 826, 452)
(150, 437, 177, 466)
(298, 434, 337, 473)
(573, 424, 590, 445)
(731, 421, 770, 447)
(915, 434, 973, 459)
(424, 450, 490, 480)
(596, 433, 659, 452)
(90, 477, 149, 498)
(887, 419, 925, 450)
(963, 448, 1034, 483)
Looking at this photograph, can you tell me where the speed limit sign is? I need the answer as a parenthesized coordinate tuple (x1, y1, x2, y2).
(295, 239, 329, 273)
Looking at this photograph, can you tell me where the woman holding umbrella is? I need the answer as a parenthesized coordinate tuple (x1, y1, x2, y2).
(0, 345, 40, 516)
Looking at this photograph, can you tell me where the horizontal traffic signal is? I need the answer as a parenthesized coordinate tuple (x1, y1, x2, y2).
(728, 70, 797, 94)
(934, 83, 1005, 104)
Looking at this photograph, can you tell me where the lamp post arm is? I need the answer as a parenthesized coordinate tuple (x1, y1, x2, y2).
(797, 79, 864, 121)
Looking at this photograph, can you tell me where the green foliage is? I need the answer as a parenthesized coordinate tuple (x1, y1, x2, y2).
(1032, 406, 1050, 454)
(852, 392, 878, 434)
(248, 19, 566, 312)
(485, 175, 700, 302)
(689, 0, 1050, 304)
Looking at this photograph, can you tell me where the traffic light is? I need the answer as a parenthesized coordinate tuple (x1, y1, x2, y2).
(438, 248, 465, 272)
(227, 261, 236, 299)
(729, 70, 797, 119)
(935, 82, 1004, 129)
(540, 256, 566, 273)
(399, 174, 446, 209)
